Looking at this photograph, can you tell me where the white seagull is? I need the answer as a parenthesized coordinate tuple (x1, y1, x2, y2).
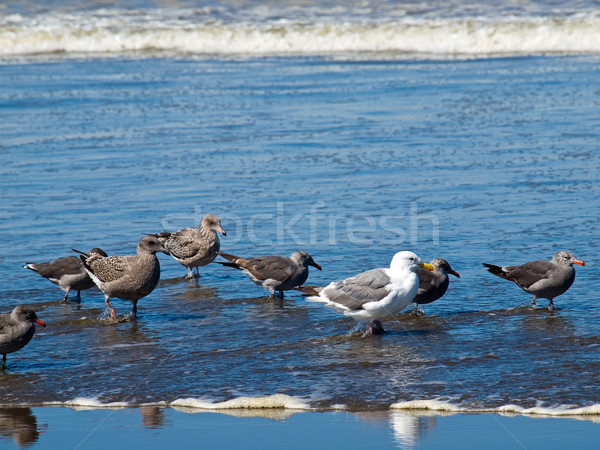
(300, 251, 433, 335)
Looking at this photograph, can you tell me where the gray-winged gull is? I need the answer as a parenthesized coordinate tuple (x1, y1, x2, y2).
(24, 248, 108, 302)
(157, 213, 226, 279)
(77, 235, 169, 320)
(483, 250, 585, 309)
(217, 250, 322, 297)
(412, 258, 460, 314)
(0, 305, 46, 369)
(300, 251, 433, 335)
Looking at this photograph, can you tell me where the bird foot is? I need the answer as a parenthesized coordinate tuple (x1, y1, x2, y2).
(411, 308, 426, 317)
(547, 304, 556, 312)
(361, 320, 386, 337)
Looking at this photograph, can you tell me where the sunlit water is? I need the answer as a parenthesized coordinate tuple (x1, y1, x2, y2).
(2, 51, 599, 416)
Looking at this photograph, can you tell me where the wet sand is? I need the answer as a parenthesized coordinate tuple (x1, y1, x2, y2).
(1, 407, 599, 449)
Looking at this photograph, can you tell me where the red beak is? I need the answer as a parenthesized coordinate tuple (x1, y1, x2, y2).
(573, 260, 585, 266)
(35, 319, 46, 328)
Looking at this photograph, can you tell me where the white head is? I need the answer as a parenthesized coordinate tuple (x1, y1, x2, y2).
(389, 251, 433, 273)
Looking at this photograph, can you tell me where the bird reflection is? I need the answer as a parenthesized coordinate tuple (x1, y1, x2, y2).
(354, 410, 439, 448)
(140, 406, 165, 429)
(0, 407, 41, 448)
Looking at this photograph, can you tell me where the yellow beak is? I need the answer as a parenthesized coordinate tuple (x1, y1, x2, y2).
(418, 262, 434, 271)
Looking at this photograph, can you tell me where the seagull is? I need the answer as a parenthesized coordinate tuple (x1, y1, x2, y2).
(300, 251, 433, 335)
(412, 258, 460, 314)
(0, 305, 46, 369)
(217, 250, 322, 297)
(157, 213, 226, 279)
(24, 248, 108, 302)
(483, 250, 585, 310)
(76, 235, 169, 320)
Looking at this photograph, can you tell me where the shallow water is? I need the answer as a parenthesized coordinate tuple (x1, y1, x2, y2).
(1, 52, 599, 418)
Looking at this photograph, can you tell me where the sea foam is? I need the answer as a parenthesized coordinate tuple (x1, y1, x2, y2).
(1, 11, 600, 57)
(391, 399, 600, 418)
(170, 394, 311, 410)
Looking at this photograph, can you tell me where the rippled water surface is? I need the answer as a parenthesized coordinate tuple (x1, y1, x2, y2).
(1, 54, 600, 416)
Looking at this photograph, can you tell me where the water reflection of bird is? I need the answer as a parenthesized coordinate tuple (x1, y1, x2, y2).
(412, 258, 460, 314)
(140, 406, 165, 429)
(483, 251, 585, 310)
(76, 235, 169, 320)
(157, 213, 226, 279)
(24, 248, 107, 302)
(217, 251, 322, 297)
(0, 407, 41, 448)
(299, 251, 433, 335)
(0, 306, 46, 369)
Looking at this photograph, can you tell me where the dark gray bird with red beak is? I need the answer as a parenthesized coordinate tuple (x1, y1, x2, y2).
(483, 251, 585, 310)
(0, 305, 46, 369)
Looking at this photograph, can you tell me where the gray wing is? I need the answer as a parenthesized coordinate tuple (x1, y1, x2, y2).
(321, 269, 391, 311)
(242, 256, 295, 282)
(25, 256, 82, 279)
(504, 260, 556, 289)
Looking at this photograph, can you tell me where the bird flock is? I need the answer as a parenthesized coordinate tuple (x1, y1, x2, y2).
(3, 213, 585, 369)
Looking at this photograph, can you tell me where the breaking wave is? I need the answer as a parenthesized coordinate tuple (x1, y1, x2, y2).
(2, 10, 600, 58)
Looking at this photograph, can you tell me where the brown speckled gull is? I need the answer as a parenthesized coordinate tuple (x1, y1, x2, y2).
(24, 248, 107, 302)
(77, 235, 169, 320)
(217, 250, 322, 297)
(483, 250, 585, 310)
(412, 258, 460, 314)
(157, 213, 226, 279)
(0, 305, 45, 369)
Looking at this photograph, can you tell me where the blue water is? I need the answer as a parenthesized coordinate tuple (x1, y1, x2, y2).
(1, 1, 600, 447)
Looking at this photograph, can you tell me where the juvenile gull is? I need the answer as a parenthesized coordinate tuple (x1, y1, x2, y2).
(157, 213, 226, 279)
(0, 305, 46, 369)
(300, 251, 433, 335)
(412, 258, 460, 314)
(483, 250, 585, 309)
(77, 235, 169, 320)
(24, 248, 108, 302)
(217, 251, 322, 297)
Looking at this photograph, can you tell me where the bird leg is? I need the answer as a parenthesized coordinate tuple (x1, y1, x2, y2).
(1, 354, 6, 370)
(76, 290, 82, 302)
(548, 299, 556, 312)
(131, 301, 138, 319)
(412, 303, 425, 316)
(104, 296, 117, 319)
(186, 268, 194, 279)
(362, 320, 386, 337)
(62, 289, 70, 303)
(530, 296, 537, 307)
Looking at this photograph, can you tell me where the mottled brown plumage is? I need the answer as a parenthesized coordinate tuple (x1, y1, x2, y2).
(158, 213, 226, 278)
(79, 236, 169, 319)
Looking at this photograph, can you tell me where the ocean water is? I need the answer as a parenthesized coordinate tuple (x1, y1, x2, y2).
(1, 0, 600, 447)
